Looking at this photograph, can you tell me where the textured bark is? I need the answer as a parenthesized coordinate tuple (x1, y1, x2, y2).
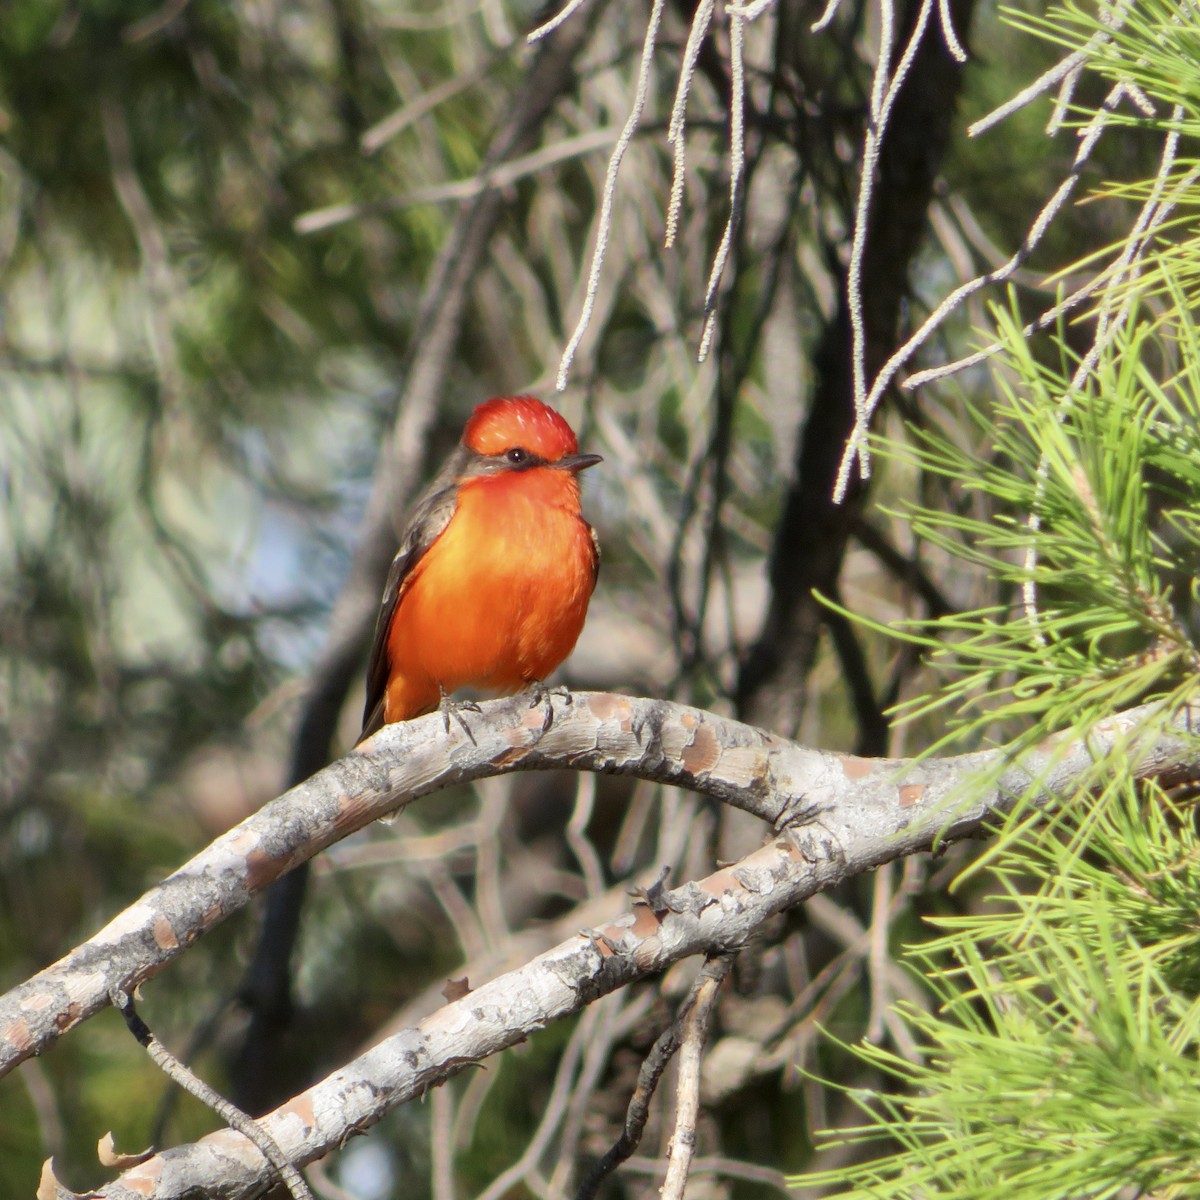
(5, 691, 1198, 1087)
(16, 692, 1183, 1198)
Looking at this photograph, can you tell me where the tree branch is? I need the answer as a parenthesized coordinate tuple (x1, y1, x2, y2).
(41, 691, 1190, 1198)
(661, 954, 733, 1200)
(4, 690, 1198, 1095)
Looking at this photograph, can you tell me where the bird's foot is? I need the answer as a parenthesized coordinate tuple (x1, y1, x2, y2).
(439, 686, 481, 742)
(526, 680, 573, 733)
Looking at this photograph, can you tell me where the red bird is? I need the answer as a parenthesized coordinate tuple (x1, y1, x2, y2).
(361, 396, 601, 738)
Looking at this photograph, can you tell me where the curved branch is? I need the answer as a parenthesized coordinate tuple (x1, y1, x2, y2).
(52, 692, 1196, 1199)
(5, 691, 1199, 1094)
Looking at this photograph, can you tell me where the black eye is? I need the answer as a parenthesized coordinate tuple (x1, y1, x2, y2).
(506, 447, 529, 465)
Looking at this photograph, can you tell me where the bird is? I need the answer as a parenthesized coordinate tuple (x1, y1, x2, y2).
(360, 396, 601, 739)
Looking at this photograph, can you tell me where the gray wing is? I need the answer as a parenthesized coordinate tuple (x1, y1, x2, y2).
(588, 521, 601, 587)
(360, 449, 468, 739)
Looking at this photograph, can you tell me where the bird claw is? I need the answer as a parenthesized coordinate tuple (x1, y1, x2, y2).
(527, 681, 572, 733)
(439, 687, 481, 742)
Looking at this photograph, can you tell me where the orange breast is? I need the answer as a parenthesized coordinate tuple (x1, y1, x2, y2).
(383, 469, 597, 723)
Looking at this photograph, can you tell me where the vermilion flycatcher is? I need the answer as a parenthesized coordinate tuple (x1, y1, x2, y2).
(361, 396, 601, 737)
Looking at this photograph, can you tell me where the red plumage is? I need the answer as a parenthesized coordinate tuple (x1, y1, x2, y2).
(361, 396, 601, 737)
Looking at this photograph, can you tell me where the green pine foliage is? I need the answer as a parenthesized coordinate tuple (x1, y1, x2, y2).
(802, 775, 1200, 1200)
(878, 299, 1200, 750)
(800, 3, 1200, 1195)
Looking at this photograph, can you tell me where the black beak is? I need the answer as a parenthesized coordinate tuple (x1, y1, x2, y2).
(555, 453, 603, 472)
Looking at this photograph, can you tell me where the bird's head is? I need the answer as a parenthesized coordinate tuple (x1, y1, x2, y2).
(462, 396, 602, 476)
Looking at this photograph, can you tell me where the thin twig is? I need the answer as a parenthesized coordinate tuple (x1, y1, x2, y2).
(527, 0, 592, 43)
(431, 1083, 456, 1200)
(836, 0, 937, 499)
(901, 165, 1200, 389)
(473, 1000, 603, 1200)
(566, 772, 606, 898)
(622, 1153, 791, 1192)
(660, 955, 733, 1200)
(835, 73, 1132, 503)
(969, 50, 1087, 137)
(361, 47, 512, 153)
(1046, 60, 1086, 135)
(473, 779, 512, 950)
(481, 0, 513, 49)
(547, 991, 641, 1197)
(697, 7, 747, 362)
(109, 988, 313, 1200)
(936, 0, 967, 62)
(575, 954, 733, 1200)
(20, 1057, 64, 1162)
(675, 164, 798, 677)
(429, 862, 489, 962)
(556, 0, 668, 389)
(865, 861, 894, 1042)
(847, 0, 902, 412)
(1069, 104, 1186, 391)
(728, 0, 776, 19)
(298, 129, 618, 233)
(903, 246, 1125, 387)
(308, 1157, 362, 1200)
(967, 0, 1137, 139)
(99, 96, 182, 405)
(665, 0, 717, 249)
(810, 0, 844, 33)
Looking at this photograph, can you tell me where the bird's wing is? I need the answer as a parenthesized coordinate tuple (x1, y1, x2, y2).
(360, 450, 468, 738)
(588, 521, 601, 586)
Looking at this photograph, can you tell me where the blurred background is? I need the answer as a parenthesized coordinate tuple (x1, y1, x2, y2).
(0, 0, 1150, 1195)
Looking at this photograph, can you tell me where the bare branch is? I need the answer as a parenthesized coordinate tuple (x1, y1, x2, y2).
(2, 686, 1197, 1192)
(473, 1000, 604, 1200)
(901, 270, 1104, 390)
(837, 75, 1144, 501)
(836, 0, 937, 501)
(575, 1019, 679, 1200)
(566, 772, 606, 898)
(623, 1153, 790, 1192)
(297, 130, 618, 233)
(361, 47, 513, 154)
(1068, 104, 1188, 391)
(968, 0, 1135, 137)
(810, 0, 844, 33)
(936, 0, 967, 63)
(576, 955, 730, 1200)
(431, 1085, 455, 1200)
(903, 127, 1199, 391)
(1046, 59, 1086, 136)
(864, 861, 894, 1043)
(697, 7, 747, 362)
(661, 955, 733, 1200)
(665, 0, 716, 249)
(968, 50, 1088, 137)
(556, 0, 669, 389)
(100, 96, 182, 404)
(72, 688, 1198, 1199)
(109, 989, 313, 1200)
(527, 0, 592, 44)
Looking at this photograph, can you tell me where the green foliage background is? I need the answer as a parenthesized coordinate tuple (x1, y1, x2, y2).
(802, 3, 1200, 1193)
(2, 0, 1198, 1198)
